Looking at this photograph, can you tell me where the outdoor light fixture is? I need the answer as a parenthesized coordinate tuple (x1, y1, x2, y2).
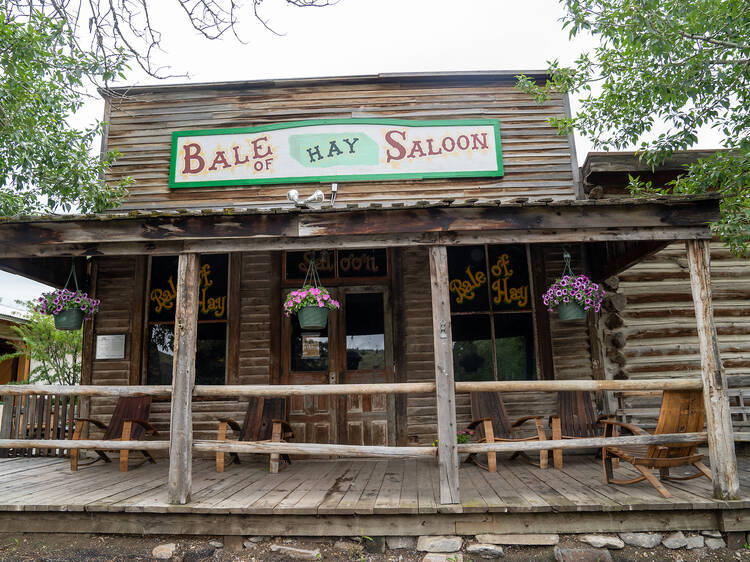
(287, 188, 325, 208)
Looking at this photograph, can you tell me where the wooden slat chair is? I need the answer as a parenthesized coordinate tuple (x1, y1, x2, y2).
(600, 389, 712, 498)
(466, 391, 548, 472)
(70, 396, 159, 472)
(550, 391, 612, 469)
(216, 397, 294, 473)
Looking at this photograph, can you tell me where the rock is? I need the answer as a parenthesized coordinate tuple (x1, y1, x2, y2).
(242, 540, 257, 550)
(701, 530, 722, 538)
(685, 535, 705, 549)
(246, 536, 269, 543)
(417, 535, 463, 552)
(663, 531, 688, 549)
(422, 554, 463, 562)
(269, 544, 322, 560)
(466, 543, 505, 558)
(705, 537, 727, 550)
(363, 536, 386, 553)
(152, 543, 177, 560)
(580, 534, 624, 549)
(333, 540, 363, 552)
(554, 546, 613, 562)
(475, 534, 559, 545)
(182, 546, 216, 562)
(208, 540, 223, 549)
(387, 536, 417, 549)
(618, 532, 663, 548)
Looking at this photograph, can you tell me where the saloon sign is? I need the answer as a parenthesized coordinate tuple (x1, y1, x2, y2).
(170, 118, 503, 188)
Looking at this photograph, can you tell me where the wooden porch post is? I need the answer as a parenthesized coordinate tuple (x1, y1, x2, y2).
(685, 240, 739, 500)
(428, 245, 460, 504)
(168, 253, 200, 505)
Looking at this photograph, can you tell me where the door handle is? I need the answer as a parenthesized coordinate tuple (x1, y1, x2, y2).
(329, 371, 336, 385)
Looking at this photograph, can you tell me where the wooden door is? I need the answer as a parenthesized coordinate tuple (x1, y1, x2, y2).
(282, 287, 394, 446)
(282, 309, 338, 444)
(336, 288, 394, 446)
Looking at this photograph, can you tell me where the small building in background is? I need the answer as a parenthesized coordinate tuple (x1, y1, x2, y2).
(0, 297, 30, 385)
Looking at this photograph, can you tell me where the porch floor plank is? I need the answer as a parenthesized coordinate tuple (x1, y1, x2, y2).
(0, 453, 748, 519)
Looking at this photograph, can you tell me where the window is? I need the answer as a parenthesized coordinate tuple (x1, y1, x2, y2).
(145, 254, 228, 385)
(448, 245, 535, 382)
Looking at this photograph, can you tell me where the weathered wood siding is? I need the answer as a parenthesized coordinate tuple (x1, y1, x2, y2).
(104, 76, 577, 211)
(89, 256, 141, 435)
(89, 252, 274, 447)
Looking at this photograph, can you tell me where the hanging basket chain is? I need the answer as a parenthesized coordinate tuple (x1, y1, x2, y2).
(64, 259, 80, 292)
(302, 250, 323, 289)
(561, 247, 575, 278)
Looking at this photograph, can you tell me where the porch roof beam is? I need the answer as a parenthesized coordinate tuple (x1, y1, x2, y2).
(0, 197, 719, 259)
(0, 226, 712, 259)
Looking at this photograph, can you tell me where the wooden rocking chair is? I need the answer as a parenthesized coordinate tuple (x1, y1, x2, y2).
(550, 391, 612, 469)
(70, 396, 159, 472)
(600, 389, 712, 498)
(466, 391, 548, 472)
(216, 397, 294, 473)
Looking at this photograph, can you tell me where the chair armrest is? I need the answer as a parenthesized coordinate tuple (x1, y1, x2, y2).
(599, 419, 649, 436)
(128, 419, 159, 436)
(467, 417, 491, 430)
(510, 415, 545, 429)
(73, 417, 108, 431)
(217, 418, 242, 433)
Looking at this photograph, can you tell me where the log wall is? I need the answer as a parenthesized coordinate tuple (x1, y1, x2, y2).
(605, 241, 750, 416)
(103, 76, 577, 211)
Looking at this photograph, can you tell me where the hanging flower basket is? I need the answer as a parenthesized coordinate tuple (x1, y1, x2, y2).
(542, 250, 604, 322)
(35, 263, 100, 331)
(297, 305, 330, 330)
(282, 251, 340, 330)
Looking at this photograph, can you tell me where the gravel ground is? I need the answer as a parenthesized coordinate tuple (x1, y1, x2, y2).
(0, 532, 749, 561)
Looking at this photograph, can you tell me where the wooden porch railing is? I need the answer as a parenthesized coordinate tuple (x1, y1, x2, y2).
(0, 240, 741, 504)
(0, 394, 79, 458)
(1, 378, 745, 460)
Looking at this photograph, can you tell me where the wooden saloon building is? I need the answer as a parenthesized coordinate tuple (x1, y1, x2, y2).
(0, 71, 747, 538)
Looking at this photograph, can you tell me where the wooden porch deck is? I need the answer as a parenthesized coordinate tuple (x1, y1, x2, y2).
(0, 453, 748, 536)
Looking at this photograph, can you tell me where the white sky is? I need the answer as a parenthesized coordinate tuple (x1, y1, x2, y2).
(1, 0, 726, 301)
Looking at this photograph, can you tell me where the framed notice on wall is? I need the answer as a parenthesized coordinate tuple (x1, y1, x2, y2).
(170, 118, 503, 188)
(95, 334, 126, 360)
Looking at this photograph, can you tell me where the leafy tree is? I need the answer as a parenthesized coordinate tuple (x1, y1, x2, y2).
(0, 306, 82, 385)
(0, 10, 129, 215)
(517, 0, 750, 256)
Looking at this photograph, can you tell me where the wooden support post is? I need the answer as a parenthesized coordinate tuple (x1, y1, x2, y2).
(428, 245, 460, 505)
(168, 253, 200, 505)
(686, 240, 739, 500)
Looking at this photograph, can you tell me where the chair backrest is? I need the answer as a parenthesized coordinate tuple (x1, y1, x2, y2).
(648, 389, 705, 459)
(103, 396, 152, 440)
(557, 391, 600, 438)
(470, 392, 513, 439)
(239, 397, 287, 442)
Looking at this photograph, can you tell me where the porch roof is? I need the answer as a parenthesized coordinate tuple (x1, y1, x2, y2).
(0, 194, 720, 286)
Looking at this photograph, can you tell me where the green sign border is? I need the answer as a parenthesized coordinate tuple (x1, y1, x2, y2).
(169, 118, 503, 189)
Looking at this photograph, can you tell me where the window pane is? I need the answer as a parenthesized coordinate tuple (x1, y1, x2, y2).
(451, 315, 494, 382)
(285, 250, 336, 281)
(148, 256, 179, 322)
(447, 246, 490, 313)
(487, 245, 531, 312)
(146, 323, 227, 385)
(146, 324, 174, 385)
(198, 254, 228, 321)
(345, 293, 385, 370)
(291, 319, 329, 372)
(493, 313, 535, 380)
